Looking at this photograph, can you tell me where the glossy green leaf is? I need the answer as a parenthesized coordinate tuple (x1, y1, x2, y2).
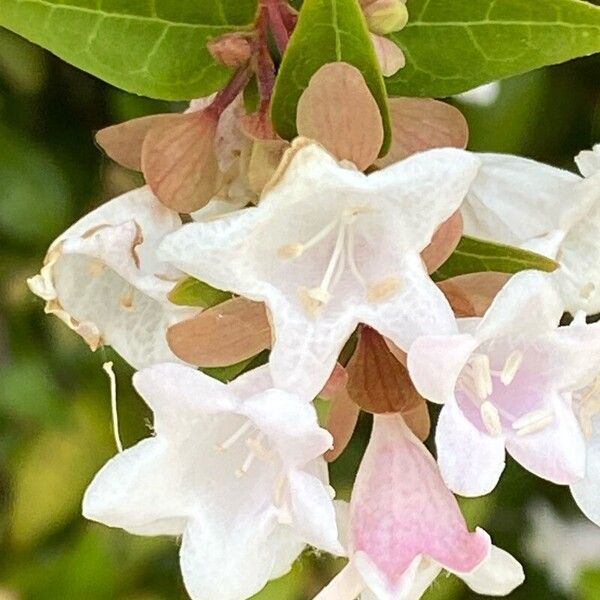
(0, 0, 258, 99)
(168, 277, 232, 308)
(386, 0, 600, 97)
(432, 235, 558, 282)
(271, 0, 391, 152)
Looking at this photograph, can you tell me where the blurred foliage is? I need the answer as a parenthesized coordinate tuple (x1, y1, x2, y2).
(0, 24, 599, 600)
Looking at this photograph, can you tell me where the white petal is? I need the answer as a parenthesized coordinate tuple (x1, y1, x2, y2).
(369, 148, 480, 253)
(458, 544, 524, 596)
(407, 333, 477, 404)
(475, 271, 563, 343)
(28, 186, 195, 369)
(571, 421, 600, 526)
(575, 144, 600, 178)
(464, 153, 587, 244)
(180, 515, 302, 600)
(358, 254, 458, 355)
(288, 469, 343, 555)
(132, 363, 235, 436)
(240, 389, 333, 465)
(83, 437, 187, 536)
(506, 393, 586, 485)
(313, 563, 365, 600)
(436, 399, 506, 496)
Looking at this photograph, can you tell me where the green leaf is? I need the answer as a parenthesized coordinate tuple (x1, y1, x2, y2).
(432, 235, 558, 282)
(386, 0, 600, 97)
(168, 277, 232, 308)
(0, 0, 258, 100)
(271, 0, 391, 152)
(202, 350, 269, 383)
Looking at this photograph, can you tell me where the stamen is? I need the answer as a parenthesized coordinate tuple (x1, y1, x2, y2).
(278, 218, 340, 259)
(217, 420, 253, 450)
(346, 225, 367, 288)
(470, 354, 493, 400)
(103, 361, 124, 453)
(120, 285, 135, 309)
(367, 277, 402, 302)
(480, 400, 503, 436)
(236, 451, 256, 477)
(500, 350, 524, 385)
(512, 408, 554, 436)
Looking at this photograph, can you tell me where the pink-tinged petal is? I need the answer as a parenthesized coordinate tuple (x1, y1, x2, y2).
(287, 469, 343, 555)
(458, 544, 524, 595)
(475, 270, 563, 343)
(571, 426, 600, 526)
(407, 334, 477, 404)
(506, 393, 586, 485)
(436, 399, 506, 497)
(350, 414, 490, 592)
(313, 563, 365, 600)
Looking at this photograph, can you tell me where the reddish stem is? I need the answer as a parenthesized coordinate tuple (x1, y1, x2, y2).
(210, 66, 252, 117)
(265, 0, 290, 54)
(256, 5, 276, 104)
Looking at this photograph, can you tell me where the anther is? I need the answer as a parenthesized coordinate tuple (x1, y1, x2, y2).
(501, 350, 524, 385)
(367, 277, 402, 302)
(480, 400, 502, 436)
(512, 408, 554, 436)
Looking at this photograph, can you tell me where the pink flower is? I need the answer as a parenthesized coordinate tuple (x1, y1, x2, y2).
(314, 414, 523, 599)
(408, 271, 600, 496)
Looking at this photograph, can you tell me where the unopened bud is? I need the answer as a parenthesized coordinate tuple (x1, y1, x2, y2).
(364, 0, 409, 35)
(207, 33, 252, 68)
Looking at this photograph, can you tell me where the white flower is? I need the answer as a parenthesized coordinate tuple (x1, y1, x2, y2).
(83, 363, 342, 600)
(159, 140, 480, 398)
(408, 271, 600, 496)
(314, 414, 523, 600)
(462, 145, 600, 314)
(27, 186, 196, 369)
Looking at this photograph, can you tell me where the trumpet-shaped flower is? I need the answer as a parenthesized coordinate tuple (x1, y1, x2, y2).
(159, 140, 480, 398)
(83, 363, 341, 600)
(408, 271, 600, 496)
(27, 186, 196, 369)
(313, 414, 524, 600)
(462, 145, 600, 314)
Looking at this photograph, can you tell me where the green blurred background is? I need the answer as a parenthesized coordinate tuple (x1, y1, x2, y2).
(0, 27, 599, 600)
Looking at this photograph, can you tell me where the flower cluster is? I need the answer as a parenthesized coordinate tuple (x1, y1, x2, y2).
(27, 2, 600, 599)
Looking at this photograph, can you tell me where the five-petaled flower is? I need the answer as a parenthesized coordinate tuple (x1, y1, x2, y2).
(159, 139, 480, 399)
(313, 413, 524, 600)
(408, 271, 600, 497)
(83, 363, 342, 600)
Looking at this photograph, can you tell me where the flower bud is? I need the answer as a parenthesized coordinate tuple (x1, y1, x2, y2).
(207, 33, 252, 68)
(364, 0, 409, 35)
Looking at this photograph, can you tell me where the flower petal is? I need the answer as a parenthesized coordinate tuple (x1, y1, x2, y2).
(458, 544, 524, 595)
(436, 399, 506, 496)
(506, 392, 586, 485)
(288, 468, 343, 554)
(83, 437, 187, 536)
(180, 515, 302, 600)
(464, 153, 587, 245)
(407, 332, 476, 404)
(571, 424, 600, 526)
